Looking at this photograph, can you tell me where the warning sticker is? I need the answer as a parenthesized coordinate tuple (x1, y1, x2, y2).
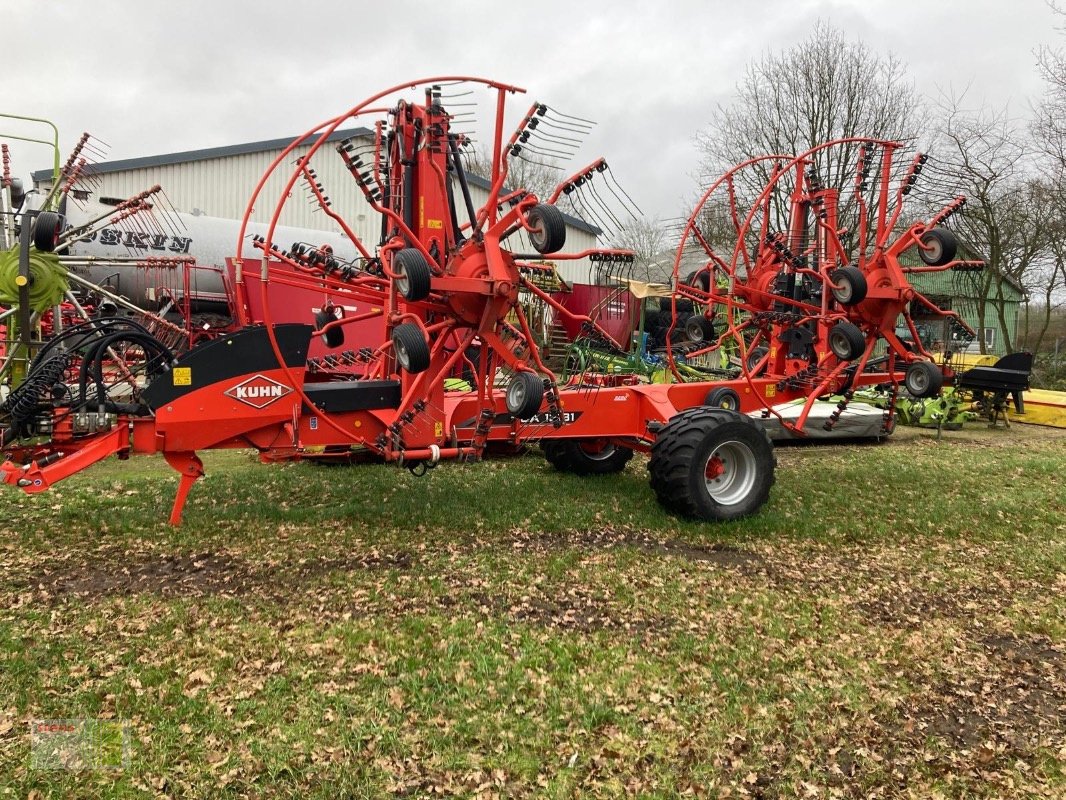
(172, 367, 192, 386)
(765, 384, 776, 398)
(426, 219, 443, 229)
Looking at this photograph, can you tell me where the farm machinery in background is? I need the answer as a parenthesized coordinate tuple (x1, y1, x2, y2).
(0, 76, 994, 524)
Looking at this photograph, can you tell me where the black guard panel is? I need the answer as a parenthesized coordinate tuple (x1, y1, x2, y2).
(302, 380, 403, 413)
(142, 324, 313, 409)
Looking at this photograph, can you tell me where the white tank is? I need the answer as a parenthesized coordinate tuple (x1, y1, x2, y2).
(54, 200, 362, 311)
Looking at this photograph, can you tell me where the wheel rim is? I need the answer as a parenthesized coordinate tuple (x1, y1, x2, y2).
(396, 268, 409, 296)
(908, 368, 928, 394)
(395, 339, 410, 370)
(830, 331, 849, 359)
(832, 278, 852, 303)
(923, 238, 942, 262)
(578, 440, 616, 460)
(703, 440, 757, 506)
(530, 229, 545, 250)
(506, 379, 526, 411)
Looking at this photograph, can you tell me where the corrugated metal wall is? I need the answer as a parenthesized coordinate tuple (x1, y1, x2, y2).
(45, 133, 598, 283)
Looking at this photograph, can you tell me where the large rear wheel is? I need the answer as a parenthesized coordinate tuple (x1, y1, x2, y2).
(648, 407, 775, 521)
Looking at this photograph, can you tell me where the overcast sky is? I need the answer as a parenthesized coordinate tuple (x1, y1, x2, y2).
(2, 0, 1059, 223)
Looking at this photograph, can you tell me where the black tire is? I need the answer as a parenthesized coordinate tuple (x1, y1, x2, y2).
(392, 323, 430, 373)
(315, 307, 345, 348)
(904, 360, 943, 398)
(526, 204, 566, 254)
(685, 269, 711, 292)
(828, 321, 866, 361)
(918, 228, 958, 267)
(745, 346, 768, 375)
(704, 386, 741, 411)
(660, 297, 695, 315)
(829, 266, 867, 305)
(542, 439, 634, 475)
(648, 407, 775, 522)
(33, 211, 64, 253)
(684, 315, 715, 343)
(395, 248, 432, 301)
(506, 371, 544, 419)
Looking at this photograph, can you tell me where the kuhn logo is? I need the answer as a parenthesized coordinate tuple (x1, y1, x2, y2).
(224, 374, 293, 409)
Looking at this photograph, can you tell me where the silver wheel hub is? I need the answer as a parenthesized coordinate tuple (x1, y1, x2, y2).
(703, 440, 757, 506)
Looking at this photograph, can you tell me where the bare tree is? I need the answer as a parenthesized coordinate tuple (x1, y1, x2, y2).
(697, 22, 920, 195)
(923, 93, 1054, 354)
(610, 216, 673, 284)
(1027, 2, 1066, 357)
(460, 145, 564, 201)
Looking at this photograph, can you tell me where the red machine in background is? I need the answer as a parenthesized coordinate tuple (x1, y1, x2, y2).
(0, 77, 982, 525)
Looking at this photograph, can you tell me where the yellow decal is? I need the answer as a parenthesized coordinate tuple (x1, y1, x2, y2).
(765, 385, 776, 398)
(419, 196, 424, 229)
(427, 218, 443, 229)
(434, 422, 443, 437)
(769, 347, 777, 359)
(173, 367, 192, 386)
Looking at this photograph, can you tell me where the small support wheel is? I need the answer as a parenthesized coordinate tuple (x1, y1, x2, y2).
(918, 228, 958, 267)
(828, 321, 866, 361)
(32, 211, 65, 253)
(704, 386, 741, 411)
(684, 315, 715, 343)
(745, 346, 768, 375)
(904, 360, 943, 398)
(506, 371, 544, 419)
(685, 269, 711, 292)
(526, 204, 566, 254)
(394, 248, 432, 301)
(392, 323, 430, 373)
(829, 266, 867, 305)
(542, 439, 634, 475)
(648, 407, 775, 521)
(315, 306, 345, 348)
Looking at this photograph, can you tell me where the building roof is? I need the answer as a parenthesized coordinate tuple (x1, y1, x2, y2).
(31, 127, 372, 181)
(32, 127, 601, 236)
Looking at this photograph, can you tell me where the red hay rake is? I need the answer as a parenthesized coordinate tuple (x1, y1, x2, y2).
(1, 77, 982, 525)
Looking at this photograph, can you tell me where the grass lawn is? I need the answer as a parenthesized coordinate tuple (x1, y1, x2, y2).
(0, 423, 1063, 798)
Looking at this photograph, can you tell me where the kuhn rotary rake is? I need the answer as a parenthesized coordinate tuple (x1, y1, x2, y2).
(1, 77, 979, 525)
(665, 139, 981, 432)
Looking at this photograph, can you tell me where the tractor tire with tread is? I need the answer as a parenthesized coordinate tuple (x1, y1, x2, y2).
(904, 360, 943, 398)
(745, 346, 769, 375)
(506, 371, 544, 419)
(392, 323, 430, 373)
(829, 266, 867, 305)
(32, 211, 64, 253)
(704, 386, 741, 411)
(315, 308, 345, 348)
(395, 248, 433, 301)
(526, 204, 566, 254)
(684, 315, 715, 343)
(542, 439, 634, 475)
(828, 321, 866, 361)
(918, 228, 958, 267)
(648, 407, 775, 522)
